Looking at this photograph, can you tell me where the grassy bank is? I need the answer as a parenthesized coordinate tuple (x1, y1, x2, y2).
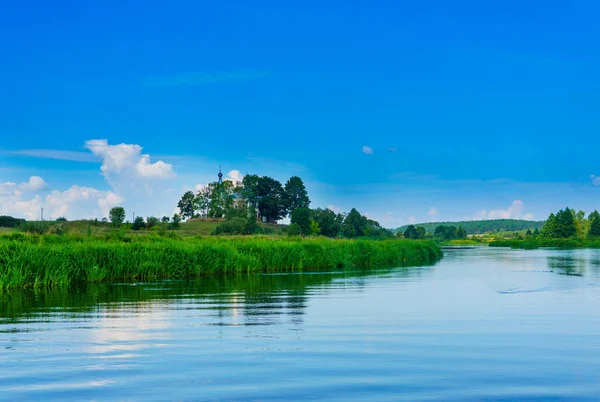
(489, 238, 600, 250)
(0, 234, 442, 289)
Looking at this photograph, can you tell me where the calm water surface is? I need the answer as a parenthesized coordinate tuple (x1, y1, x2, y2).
(2, 248, 600, 401)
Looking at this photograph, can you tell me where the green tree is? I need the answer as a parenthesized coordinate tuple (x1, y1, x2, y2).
(109, 207, 126, 228)
(310, 219, 321, 236)
(245, 205, 260, 235)
(555, 208, 577, 238)
(311, 208, 342, 238)
(404, 225, 418, 239)
(283, 176, 310, 212)
(541, 213, 558, 238)
(416, 226, 426, 239)
(342, 208, 367, 238)
(526, 229, 533, 237)
(457, 226, 467, 239)
(177, 191, 196, 220)
(208, 181, 235, 218)
(533, 228, 540, 237)
(291, 207, 311, 236)
(161, 216, 170, 224)
(169, 214, 181, 230)
(588, 210, 600, 237)
(132, 216, 146, 230)
(257, 176, 287, 223)
(195, 186, 211, 218)
(146, 216, 160, 229)
(287, 223, 302, 236)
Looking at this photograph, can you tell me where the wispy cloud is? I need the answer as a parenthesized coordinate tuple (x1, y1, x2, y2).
(362, 146, 374, 155)
(590, 174, 600, 186)
(143, 70, 268, 88)
(3, 149, 99, 163)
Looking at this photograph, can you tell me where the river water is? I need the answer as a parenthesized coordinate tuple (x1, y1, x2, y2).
(1, 247, 600, 401)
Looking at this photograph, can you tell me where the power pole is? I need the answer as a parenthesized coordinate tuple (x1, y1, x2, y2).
(132, 212, 135, 223)
(41, 207, 44, 221)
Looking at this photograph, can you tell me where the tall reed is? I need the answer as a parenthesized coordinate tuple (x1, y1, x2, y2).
(0, 234, 442, 289)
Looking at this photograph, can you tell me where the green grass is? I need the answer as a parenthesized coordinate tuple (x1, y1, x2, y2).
(0, 234, 442, 289)
(489, 238, 600, 250)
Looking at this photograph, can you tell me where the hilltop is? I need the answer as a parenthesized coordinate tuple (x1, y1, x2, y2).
(396, 219, 545, 235)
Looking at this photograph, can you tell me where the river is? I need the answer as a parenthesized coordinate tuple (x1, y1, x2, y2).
(1, 247, 600, 400)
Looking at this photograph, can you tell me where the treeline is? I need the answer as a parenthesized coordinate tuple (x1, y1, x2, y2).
(490, 208, 600, 249)
(177, 173, 395, 239)
(400, 224, 467, 240)
(540, 208, 600, 239)
(396, 219, 545, 235)
(0, 216, 26, 228)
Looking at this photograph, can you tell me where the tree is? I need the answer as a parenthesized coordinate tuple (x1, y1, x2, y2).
(555, 208, 577, 238)
(257, 176, 287, 223)
(287, 223, 302, 236)
(283, 176, 310, 212)
(146, 216, 160, 229)
(169, 214, 181, 229)
(132, 216, 146, 230)
(541, 213, 558, 238)
(533, 228, 540, 237)
(311, 208, 342, 238)
(194, 186, 211, 218)
(416, 226, 426, 239)
(245, 205, 260, 235)
(457, 226, 467, 239)
(589, 210, 600, 237)
(342, 208, 367, 238)
(310, 219, 321, 236)
(109, 207, 126, 227)
(526, 229, 533, 236)
(208, 181, 235, 218)
(291, 207, 311, 236)
(178, 191, 196, 220)
(161, 216, 170, 224)
(404, 225, 418, 239)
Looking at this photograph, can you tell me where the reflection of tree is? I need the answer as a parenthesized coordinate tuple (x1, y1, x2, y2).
(0, 267, 424, 325)
(547, 255, 586, 276)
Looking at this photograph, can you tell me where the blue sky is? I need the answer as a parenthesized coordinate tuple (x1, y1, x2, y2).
(1, 1, 599, 226)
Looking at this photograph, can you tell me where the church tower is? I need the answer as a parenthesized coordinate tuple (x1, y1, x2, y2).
(218, 166, 223, 185)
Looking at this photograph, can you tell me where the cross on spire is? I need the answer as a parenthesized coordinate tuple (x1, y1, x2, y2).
(218, 165, 223, 184)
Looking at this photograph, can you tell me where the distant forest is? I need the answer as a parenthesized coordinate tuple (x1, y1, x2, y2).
(396, 219, 545, 235)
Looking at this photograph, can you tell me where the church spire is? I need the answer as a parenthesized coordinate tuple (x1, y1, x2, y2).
(218, 165, 223, 184)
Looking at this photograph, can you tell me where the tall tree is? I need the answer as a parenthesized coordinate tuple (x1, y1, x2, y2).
(555, 208, 577, 238)
(208, 181, 235, 218)
(404, 225, 418, 239)
(589, 210, 600, 237)
(194, 186, 211, 218)
(291, 207, 311, 236)
(177, 191, 196, 220)
(342, 208, 367, 238)
(311, 208, 341, 238)
(283, 176, 310, 212)
(541, 213, 558, 238)
(108, 207, 125, 228)
(256, 176, 287, 223)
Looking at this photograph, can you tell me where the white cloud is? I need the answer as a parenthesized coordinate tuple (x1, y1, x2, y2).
(591, 174, 600, 186)
(427, 207, 438, 217)
(362, 146, 374, 155)
(1, 140, 181, 220)
(84, 139, 175, 185)
(470, 200, 534, 220)
(227, 169, 243, 184)
(408, 216, 417, 224)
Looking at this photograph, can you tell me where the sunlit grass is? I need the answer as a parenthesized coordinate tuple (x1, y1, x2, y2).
(0, 234, 442, 289)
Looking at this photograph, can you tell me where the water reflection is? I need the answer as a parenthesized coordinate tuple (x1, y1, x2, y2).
(0, 267, 419, 326)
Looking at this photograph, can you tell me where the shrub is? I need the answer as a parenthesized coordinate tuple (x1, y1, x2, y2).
(213, 218, 247, 235)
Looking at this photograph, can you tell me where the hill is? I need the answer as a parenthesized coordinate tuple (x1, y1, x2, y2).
(396, 219, 545, 235)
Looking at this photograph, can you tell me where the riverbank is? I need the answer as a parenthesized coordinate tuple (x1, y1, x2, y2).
(489, 238, 600, 249)
(0, 234, 442, 289)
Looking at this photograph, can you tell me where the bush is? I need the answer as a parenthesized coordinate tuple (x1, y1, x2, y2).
(213, 218, 247, 235)
(0, 216, 25, 228)
(287, 223, 302, 236)
(19, 221, 52, 235)
(132, 217, 146, 231)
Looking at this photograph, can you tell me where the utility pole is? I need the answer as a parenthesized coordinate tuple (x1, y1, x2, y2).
(132, 212, 135, 223)
(41, 207, 44, 221)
